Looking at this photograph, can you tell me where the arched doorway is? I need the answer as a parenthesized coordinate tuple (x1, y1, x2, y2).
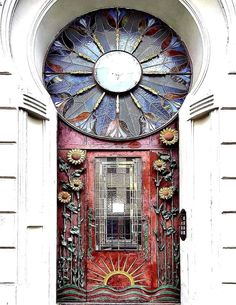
(5, 0, 214, 304)
(44, 8, 191, 303)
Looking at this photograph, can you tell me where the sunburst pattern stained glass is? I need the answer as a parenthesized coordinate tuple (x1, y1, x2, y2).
(44, 8, 191, 140)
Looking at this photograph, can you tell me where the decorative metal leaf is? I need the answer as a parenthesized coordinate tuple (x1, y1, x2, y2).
(72, 168, 85, 177)
(70, 226, 80, 235)
(162, 210, 173, 220)
(164, 172, 173, 181)
(63, 212, 71, 221)
(62, 183, 70, 190)
(67, 202, 78, 214)
(166, 226, 176, 236)
(153, 203, 163, 215)
(61, 240, 67, 247)
(67, 243, 76, 253)
(159, 244, 165, 251)
(170, 160, 177, 168)
(159, 154, 170, 161)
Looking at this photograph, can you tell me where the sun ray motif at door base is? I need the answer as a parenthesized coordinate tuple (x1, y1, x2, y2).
(88, 255, 148, 288)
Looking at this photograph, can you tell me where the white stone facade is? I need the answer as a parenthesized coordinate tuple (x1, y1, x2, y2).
(0, 0, 235, 304)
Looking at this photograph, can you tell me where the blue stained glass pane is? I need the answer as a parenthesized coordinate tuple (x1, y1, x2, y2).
(46, 53, 94, 72)
(133, 87, 171, 119)
(64, 29, 101, 60)
(95, 95, 116, 135)
(94, 11, 116, 52)
(44, 8, 192, 140)
(141, 76, 189, 93)
(64, 87, 103, 119)
(47, 75, 94, 96)
(119, 95, 141, 136)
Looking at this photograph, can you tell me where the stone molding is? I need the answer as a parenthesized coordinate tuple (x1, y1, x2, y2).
(21, 93, 48, 119)
(189, 93, 218, 120)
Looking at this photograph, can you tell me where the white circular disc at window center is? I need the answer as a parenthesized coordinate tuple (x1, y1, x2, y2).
(94, 51, 142, 93)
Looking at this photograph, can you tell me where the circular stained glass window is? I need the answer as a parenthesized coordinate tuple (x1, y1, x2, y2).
(44, 8, 191, 140)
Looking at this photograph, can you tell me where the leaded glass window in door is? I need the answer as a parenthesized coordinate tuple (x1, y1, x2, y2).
(94, 157, 142, 250)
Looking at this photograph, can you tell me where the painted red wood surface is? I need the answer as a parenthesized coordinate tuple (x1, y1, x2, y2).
(57, 118, 180, 303)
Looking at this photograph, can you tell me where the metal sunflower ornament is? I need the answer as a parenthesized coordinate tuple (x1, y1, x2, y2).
(153, 159, 167, 172)
(58, 191, 72, 203)
(70, 178, 84, 191)
(159, 186, 174, 200)
(160, 128, 178, 145)
(67, 149, 86, 165)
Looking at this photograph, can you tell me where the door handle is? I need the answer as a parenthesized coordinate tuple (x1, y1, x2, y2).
(180, 209, 187, 241)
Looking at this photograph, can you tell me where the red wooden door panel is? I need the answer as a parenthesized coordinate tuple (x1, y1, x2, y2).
(56, 119, 180, 304)
(86, 151, 157, 302)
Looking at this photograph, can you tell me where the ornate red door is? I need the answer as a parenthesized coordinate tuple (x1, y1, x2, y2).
(57, 120, 180, 304)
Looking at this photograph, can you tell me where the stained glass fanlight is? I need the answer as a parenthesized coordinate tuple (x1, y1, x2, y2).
(44, 8, 191, 140)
